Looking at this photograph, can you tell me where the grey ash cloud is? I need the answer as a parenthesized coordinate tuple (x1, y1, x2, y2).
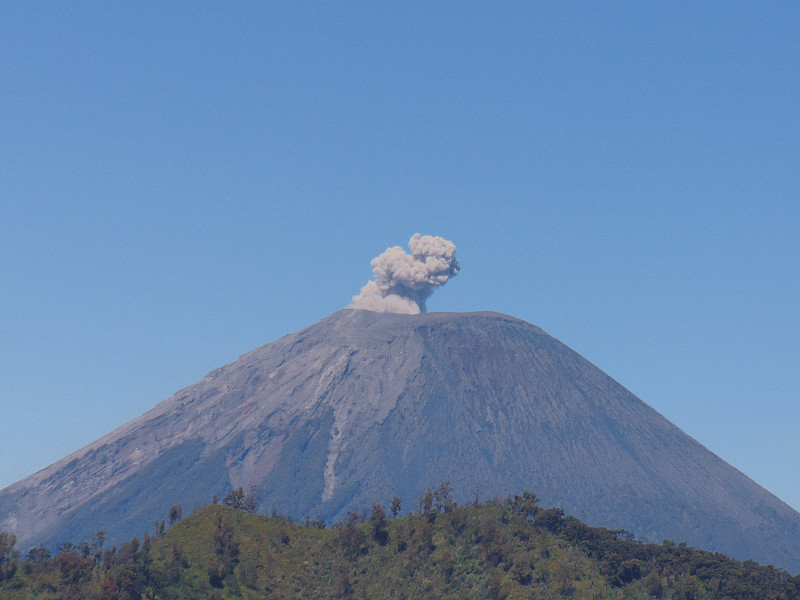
(350, 234, 460, 314)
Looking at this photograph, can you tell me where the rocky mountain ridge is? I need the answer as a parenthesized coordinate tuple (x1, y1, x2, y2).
(2, 309, 799, 573)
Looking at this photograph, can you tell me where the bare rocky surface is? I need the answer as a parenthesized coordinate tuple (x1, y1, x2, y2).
(2, 309, 799, 573)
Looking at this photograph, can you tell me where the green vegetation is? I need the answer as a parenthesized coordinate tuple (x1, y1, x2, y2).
(1, 488, 798, 599)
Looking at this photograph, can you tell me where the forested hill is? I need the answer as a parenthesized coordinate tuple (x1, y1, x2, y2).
(1, 489, 799, 599)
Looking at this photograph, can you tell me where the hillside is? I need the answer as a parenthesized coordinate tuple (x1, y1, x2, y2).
(2, 309, 800, 572)
(1, 493, 799, 599)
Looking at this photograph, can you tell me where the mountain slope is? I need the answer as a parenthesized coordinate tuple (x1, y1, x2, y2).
(2, 309, 799, 572)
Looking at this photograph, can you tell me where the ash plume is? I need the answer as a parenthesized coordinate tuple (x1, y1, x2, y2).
(350, 234, 460, 314)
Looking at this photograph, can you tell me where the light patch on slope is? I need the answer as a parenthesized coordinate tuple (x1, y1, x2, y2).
(322, 403, 349, 501)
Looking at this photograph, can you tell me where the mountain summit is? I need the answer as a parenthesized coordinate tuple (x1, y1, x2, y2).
(2, 309, 799, 572)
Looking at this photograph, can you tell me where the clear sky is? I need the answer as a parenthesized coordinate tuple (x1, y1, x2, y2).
(2, 3, 798, 512)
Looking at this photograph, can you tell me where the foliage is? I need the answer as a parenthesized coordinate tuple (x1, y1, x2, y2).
(0, 531, 19, 583)
(222, 487, 257, 513)
(1, 488, 799, 599)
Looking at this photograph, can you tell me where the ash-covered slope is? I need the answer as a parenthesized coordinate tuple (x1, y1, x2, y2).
(2, 309, 799, 573)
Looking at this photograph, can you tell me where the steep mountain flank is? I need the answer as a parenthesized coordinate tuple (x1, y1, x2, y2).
(2, 309, 799, 572)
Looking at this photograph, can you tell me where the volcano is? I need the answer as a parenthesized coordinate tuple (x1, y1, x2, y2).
(2, 309, 799, 572)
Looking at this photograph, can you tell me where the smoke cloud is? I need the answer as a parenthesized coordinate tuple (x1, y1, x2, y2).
(350, 234, 460, 314)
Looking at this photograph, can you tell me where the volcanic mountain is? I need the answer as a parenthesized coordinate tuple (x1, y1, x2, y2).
(2, 309, 799, 573)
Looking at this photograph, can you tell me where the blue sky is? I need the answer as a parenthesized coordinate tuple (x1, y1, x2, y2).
(2, 3, 798, 512)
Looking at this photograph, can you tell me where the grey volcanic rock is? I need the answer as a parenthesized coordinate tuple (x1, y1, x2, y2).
(2, 309, 799, 572)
